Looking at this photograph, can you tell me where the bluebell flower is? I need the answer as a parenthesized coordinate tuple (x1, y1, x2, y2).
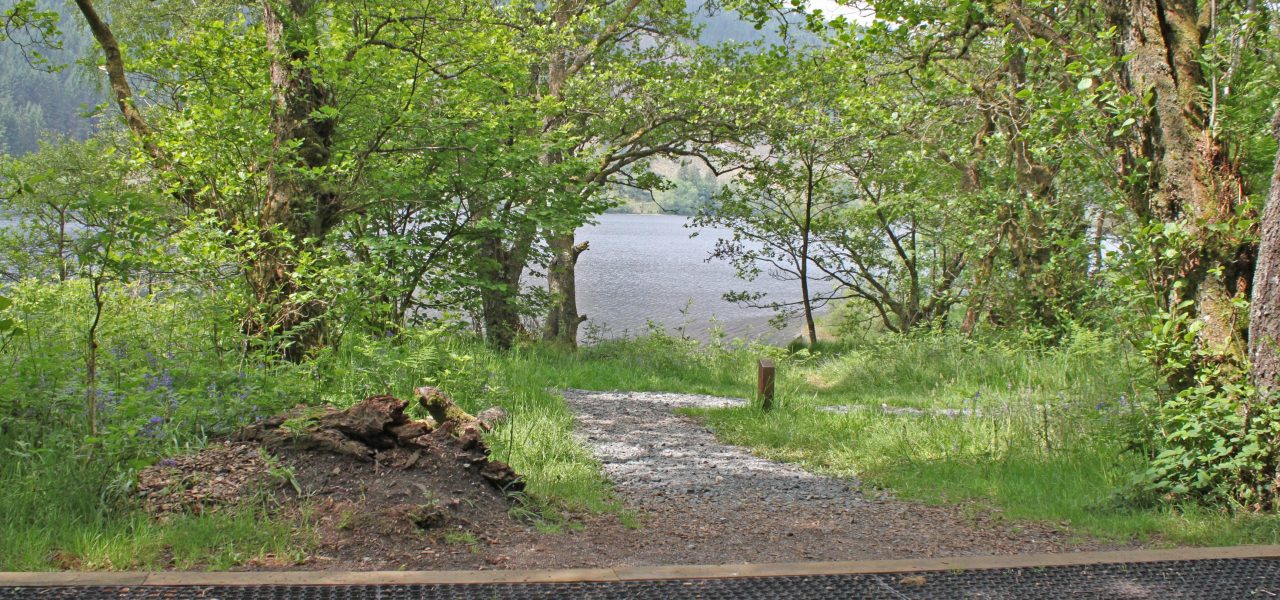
(139, 416, 164, 438)
(159, 458, 177, 467)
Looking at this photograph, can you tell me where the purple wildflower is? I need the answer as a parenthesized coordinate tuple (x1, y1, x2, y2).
(139, 416, 165, 439)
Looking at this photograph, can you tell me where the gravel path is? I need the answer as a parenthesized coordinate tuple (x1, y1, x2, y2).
(507, 388, 1131, 567)
(564, 389, 861, 511)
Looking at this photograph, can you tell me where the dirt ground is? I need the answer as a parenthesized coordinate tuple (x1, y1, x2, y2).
(137, 390, 1137, 572)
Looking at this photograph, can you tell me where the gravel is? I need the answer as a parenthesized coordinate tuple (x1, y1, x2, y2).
(817, 404, 982, 418)
(563, 389, 863, 510)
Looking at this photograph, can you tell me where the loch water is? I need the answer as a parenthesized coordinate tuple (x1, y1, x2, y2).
(574, 213, 817, 344)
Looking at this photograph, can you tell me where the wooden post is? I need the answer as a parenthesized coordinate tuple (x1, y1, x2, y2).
(757, 358, 775, 411)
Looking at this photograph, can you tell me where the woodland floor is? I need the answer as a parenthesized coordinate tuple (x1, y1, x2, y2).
(143, 390, 1140, 572)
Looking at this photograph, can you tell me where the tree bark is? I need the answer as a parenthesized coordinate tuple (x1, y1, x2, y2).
(537, 4, 583, 348)
(1249, 107, 1280, 394)
(72, 0, 172, 176)
(252, 0, 340, 361)
(477, 228, 533, 350)
(543, 234, 588, 347)
(1107, 0, 1255, 375)
(800, 160, 817, 346)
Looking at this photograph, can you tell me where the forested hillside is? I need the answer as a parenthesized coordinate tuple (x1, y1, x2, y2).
(0, 0, 101, 154)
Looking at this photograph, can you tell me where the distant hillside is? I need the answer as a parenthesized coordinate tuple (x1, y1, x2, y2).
(689, 0, 816, 46)
(0, 1, 104, 155)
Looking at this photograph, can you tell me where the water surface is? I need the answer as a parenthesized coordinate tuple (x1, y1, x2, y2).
(576, 214, 813, 344)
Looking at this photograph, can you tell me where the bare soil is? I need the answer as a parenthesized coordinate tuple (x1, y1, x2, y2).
(137, 390, 1138, 572)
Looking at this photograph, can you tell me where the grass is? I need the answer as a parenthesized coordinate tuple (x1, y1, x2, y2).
(443, 529, 481, 554)
(669, 330, 1280, 547)
(6, 304, 1280, 571)
(0, 446, 311, 570)
(0, 321, 753, 570)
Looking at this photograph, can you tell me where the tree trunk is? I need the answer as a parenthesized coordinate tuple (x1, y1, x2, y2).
(538, 8, 583, 348)
(953, 113, 991, 336)
(477, 228, 533, 350)
(543, 233, 588, 347)
(1249, 107, 1280, 394)
(800, 161, 817, 346)
(72, 0, 172, 175)
(254, 0, 340, 361)
(1108, 0, 1255, 377)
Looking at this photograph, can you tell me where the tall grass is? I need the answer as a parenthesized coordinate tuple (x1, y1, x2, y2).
(683, 331, 1280, 546)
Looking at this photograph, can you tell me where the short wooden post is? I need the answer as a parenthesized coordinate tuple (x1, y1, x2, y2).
(757, 358, 775, 411)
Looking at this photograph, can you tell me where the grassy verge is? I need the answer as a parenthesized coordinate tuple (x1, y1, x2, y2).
(673, 331, 1280, 546)
(0, 311, 760, 570)
(496, 326, 1280, 546)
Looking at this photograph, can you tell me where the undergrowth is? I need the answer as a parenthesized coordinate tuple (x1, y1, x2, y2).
(5, 280, 1280, 570)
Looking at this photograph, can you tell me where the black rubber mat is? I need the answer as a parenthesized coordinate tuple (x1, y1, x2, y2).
(4, 558, 1280, 599)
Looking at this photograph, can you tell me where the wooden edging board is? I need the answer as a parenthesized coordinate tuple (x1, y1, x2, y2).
(2, 545, 1280, 587)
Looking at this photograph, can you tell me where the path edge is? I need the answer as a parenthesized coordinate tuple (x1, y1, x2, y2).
(3, 546, 1280, 586)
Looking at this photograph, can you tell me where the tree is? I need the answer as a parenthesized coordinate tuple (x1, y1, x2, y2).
(1249, 107, 1280, 394)
(47, 0, 487, 359)
(695, 52, 853, 345)
(454, 0, 751, 349)
(1104, 0, 1258, 382)
(0, 136, 136, 283)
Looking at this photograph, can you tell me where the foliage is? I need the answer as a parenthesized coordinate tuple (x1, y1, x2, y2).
(1133, 374, 1280, 511)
